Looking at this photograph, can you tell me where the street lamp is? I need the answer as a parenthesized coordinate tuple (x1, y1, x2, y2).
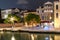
(10, 17, 15, 22)
(10, 16, 15, 30)
(49, 16, 52, 22)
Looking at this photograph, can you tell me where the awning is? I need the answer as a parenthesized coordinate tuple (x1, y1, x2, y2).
(40, 21, 51, 23)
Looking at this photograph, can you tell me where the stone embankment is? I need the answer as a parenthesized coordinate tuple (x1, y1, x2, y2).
(0, 23, 23, 28)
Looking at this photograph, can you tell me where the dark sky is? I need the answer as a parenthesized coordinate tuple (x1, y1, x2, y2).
(0, 0, 58, 10)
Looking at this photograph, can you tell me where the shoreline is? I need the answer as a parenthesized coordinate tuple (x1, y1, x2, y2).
(0, 27, 59, 34)
(0, 30, 60, 34)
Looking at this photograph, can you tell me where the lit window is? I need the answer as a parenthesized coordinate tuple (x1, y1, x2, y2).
(44, 10, 47, 12)
(50, 10, 53, 12)
(4, 15, 8, 18)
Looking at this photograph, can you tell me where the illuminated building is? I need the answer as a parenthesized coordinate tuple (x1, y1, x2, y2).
(1, 8, 20, 19)
(36, 1, 53, 23)
(1, 9, 12, 19)
(54, 0, 60, 28)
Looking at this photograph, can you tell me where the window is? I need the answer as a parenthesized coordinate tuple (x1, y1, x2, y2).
(37, 11, 39, 13)
(45, 16, 47, 20)
(42, 16, 44, 20)
(42, 10, 44, 13)
(56, 13, 58, 18)
(56, 5, 58, 10)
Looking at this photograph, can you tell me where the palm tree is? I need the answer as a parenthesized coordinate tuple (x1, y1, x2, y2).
(24, 13, 40, 27)
(4, 14, 21, 24)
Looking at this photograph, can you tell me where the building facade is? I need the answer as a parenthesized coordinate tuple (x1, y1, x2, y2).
(36, 1, 54, 23)
(1, 8, 20, 19)
(54, 1, 60, 28)
(1, 9, 12, 19)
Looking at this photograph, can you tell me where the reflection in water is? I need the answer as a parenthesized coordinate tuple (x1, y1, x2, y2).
(45, 37, 49, 40)
(11, 35, 15, 40)
(31, 34, 37, 40)
(50, 36, 53, 40)
(31, 34, 34, 40)
(54, 35, 60, 40)
(45, 36, 53, 40)
(0, 32, 60, 40)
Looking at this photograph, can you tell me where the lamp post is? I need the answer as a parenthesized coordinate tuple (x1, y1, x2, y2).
(10, 17, 16, 40)
(49, 16, 52, 22)
(10, 16, 15, 30)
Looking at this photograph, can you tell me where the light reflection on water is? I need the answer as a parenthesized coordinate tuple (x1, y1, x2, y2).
(11, 35, 15, 40)
(0, 32, 60, 40)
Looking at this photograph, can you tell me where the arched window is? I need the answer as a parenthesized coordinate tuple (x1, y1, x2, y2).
(42, 16, 44, 20)
(56, 13, 58, 18)
(56, 5, 58, 10)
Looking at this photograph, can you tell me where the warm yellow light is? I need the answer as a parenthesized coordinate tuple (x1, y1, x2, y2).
(10, 17, 14, 21)
(50, 17, 52, 19)
(50, 37, 52, 40)
(33, 23, 36, 26)
(29, 25, 32, 27)
(4, 15, 8, 18)
(11, 35, 15, 40)
(44, 23, 48, 26)
(25, 22, 28, 27)
(34, 34, 37, 38)
(54, 35, 60, 40)
(31, 34, 34, 40)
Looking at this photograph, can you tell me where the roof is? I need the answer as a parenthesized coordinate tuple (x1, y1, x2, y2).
(44, 1, 53, 5)
(40, 20, 51, 23)
(1, 8, 24, 11)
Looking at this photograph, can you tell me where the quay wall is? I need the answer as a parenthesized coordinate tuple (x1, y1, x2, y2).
(0, 23, 23, 28)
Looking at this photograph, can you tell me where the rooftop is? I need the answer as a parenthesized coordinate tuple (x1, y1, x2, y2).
(44, 1, 53, 5)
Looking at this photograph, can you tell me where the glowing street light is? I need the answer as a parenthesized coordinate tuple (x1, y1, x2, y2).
(50, 21, 54, 25)
(49, 16, 52, 22)
(10, 16, 15, 30)
(10, 17, 15, 22)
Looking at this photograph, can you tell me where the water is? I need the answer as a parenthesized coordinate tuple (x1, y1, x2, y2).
(0, 31, 60, 40)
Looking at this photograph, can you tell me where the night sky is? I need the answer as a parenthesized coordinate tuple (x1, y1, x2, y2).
(0, 0, 58, 10)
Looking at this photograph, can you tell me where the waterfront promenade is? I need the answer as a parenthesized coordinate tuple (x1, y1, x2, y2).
(0, 23, 59, 33)
(0, 26, 60, 33)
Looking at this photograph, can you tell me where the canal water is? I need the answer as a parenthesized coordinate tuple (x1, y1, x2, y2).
(0, 31, 60, 40)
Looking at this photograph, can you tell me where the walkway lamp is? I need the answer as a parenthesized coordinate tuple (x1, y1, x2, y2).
(10, 16, 15, 30)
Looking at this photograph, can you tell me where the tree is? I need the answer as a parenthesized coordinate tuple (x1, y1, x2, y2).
(24, 13, 40, 27)
(4, 14, 21, 24)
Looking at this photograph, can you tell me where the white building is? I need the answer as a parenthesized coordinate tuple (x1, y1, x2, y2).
(1, 8, 20, 19)
(1, 9, 12, 19)
(36, 1, 53, 22)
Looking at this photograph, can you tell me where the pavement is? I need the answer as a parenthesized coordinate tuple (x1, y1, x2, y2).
(0, 27, 60, 32)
